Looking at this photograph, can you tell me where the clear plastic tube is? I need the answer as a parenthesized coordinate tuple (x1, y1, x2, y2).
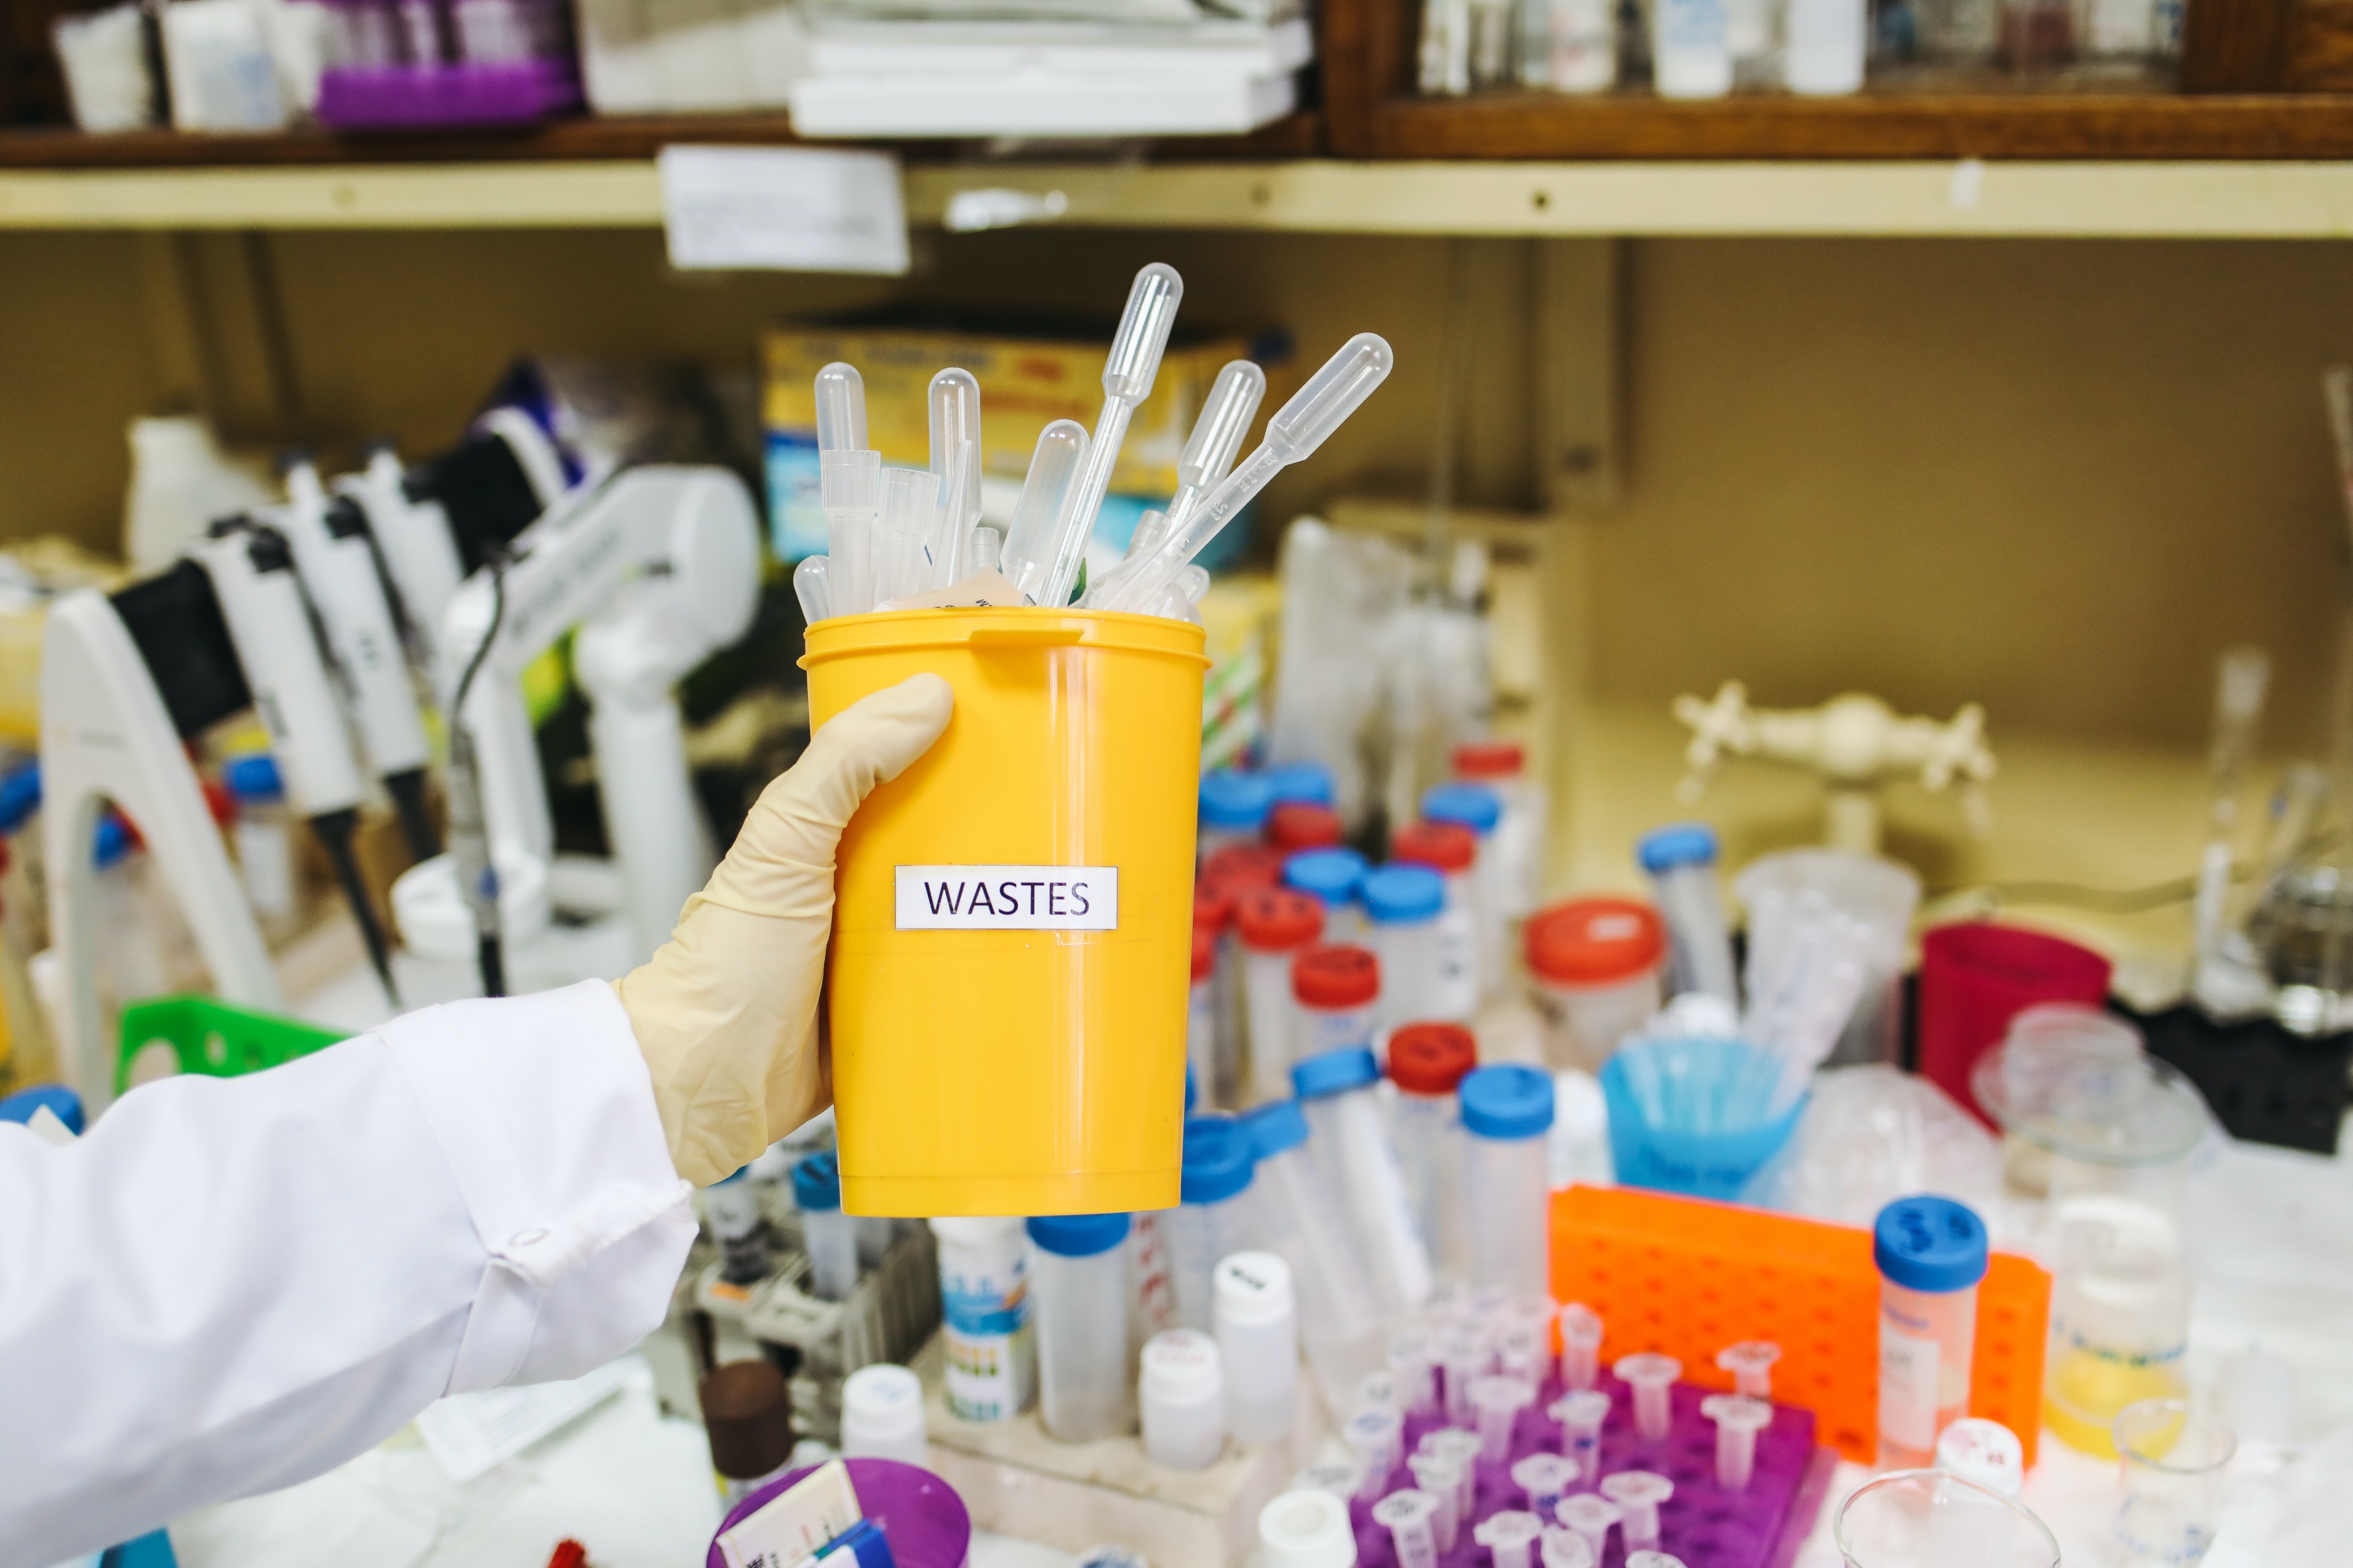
(1033, 1245, 1134, 1442)
(928, 368, 982, 585)
(792, 555, 830, 624)
(1597, 1472, 1673, 1555)
(929, 436, 976, 590)
(1511, 1452, 1580, 1519)
(1372, 1489, 1440, 1568)
(1716, 1340, 1780, 1400)
(870, 466, 940, 606)
(1551, 1389, 1610, 1483)
(804, 1206, 858, 1301)
(1559, 1305, 1604, 1389)
(1615, 1354, 1682, 1442)
(1345, 1406, 1404, 1499)
(1298, 1077, 1433, 1315)
(1089, 333, 1393, 614)
(1470, 1373, 1536, 1462)
(1701, 1393, 1772, 1489)
(1554, 1495, 1620, 1563)
(1425, 1428, 1482, 1522)
(1406, 1452, 1463, 1550)
(1162, 358, 1267, 538)
(1126, 507, 1168, 561)
(1388, 1327, 1439, 1417)
(822, 449, 880, 617)
(1252, 1135, 1384, 1408)
(1213, 1251, 1298, 1445)
(1001, 419, 1089, 605)
(1473, 1512, 1546, 1568)
(815, 361, 867, 452)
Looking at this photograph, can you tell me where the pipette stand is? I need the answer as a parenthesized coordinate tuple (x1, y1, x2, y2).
(1671, 682, 1996, 856)
(39, 585, 282, 1112)
(1347, 1368, 1833, 1568)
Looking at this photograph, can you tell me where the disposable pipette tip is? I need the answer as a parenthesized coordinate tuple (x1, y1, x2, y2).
(1612, 1354, 1682, 1442)
(1716, 1340, 1781, 1401)
(1473, 1510, 1545, 1568)
(1700, 1394, 1772, 1491)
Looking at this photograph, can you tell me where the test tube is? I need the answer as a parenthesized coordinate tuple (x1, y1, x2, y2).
(1440, 1324, 1490, 1425)
(1371, 1489, 1441, 1568)
(1388, 1327, 1439, 1417)
(1597, 1472, 1674, 1555)
(1470, 1373, 1538, 1463)
(1168, 1118, 1258, 1331)
(1473, 1510, 1546, 1568)
(1637, 823, 1739, 1005)
(792, 554, 830, 624)
(1700, 1394, 1773, 1491)
(1458, 1064, 1555, 1298)
(1538, 1526, 1597, 1568)
(1716, 1340, 1781, 1401)
(1238, 890, 1324, 1104)
(821, 449, 879, 617)
(1550, 1389, 1609, 1482)
(1613, 1353, 1682, 1442)
(1028, 1213, 1136, 1442)
(1406, 1452, 1463, 1550)
(868, 465, 939, 608)
(1242, 1099, 1386, 1411)
(1213, 1251, 1299, 1447)
(1511, 1452, 1581, 1520)
(1388, 1024, 1476, 1273)
(1553, 1494, 1621, 1563)
(1344, 1407, 1404, 1501)
(1000, 419, 1088, 605)
(1558, 1304, 1604, 1390)
(793, 1153, 856, 1301)
(928, 434, 976, 591)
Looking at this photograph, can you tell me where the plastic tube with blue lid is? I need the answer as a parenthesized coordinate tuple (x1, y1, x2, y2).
(1364, 862, 1451, 1029)
(1262, 761, 1335, 808)
(1422, 784, 1507, 997)
(1638, 823, 1739, 1005)
(1029, 1212, 1136, 1442)
(1165, 1115, 1259, 1331)
(1285, 846, 1370, 945)
(1458, 1065, 1555, 1298)
(1294, 1044, 1433, 1315)
(1242, 1099, 1385, 1408)
(1200, 770, 1277, 863)
(795, 1153, 856, 1301)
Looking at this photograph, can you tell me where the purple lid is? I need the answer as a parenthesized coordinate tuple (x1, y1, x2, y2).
(709, 1458, 971, 1568)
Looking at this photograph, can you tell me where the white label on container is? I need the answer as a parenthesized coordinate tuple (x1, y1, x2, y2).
(895, 865, 1117, 930)
(1879, 1323, 1942, 1451)
(658, 145, 909, 275)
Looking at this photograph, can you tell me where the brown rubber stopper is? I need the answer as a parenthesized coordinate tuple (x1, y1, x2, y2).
(699, 1358, 793, 1479)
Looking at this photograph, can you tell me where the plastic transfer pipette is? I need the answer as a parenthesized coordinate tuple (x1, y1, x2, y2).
(1088, 333, 1394, 614)
(820, 361, 879, 617)
(1163, 360, 1267, 539)
(1019, 263, 1184, 608)
(816, 360, 868, 452)
(793, 556, 830, 624)
(928, 368, 982, 587)
(1001, 419, 1088, 600)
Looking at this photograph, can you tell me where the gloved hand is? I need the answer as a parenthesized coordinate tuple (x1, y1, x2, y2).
(614, 673, 953, 1186)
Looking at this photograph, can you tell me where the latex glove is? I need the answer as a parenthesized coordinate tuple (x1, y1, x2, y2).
(614, 673, 952, 1186)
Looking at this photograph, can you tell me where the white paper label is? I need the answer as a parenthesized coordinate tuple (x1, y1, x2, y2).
(659, 145, 909, 275)
(1878, 1323, 1942, 1451)
(895, 865, 1117, 930)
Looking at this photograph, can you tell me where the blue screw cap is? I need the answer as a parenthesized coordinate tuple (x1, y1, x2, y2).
(225, 753, 285, 803)
(1199, 770, 1276, 829)
(1182, 1116, 1257, 1205)
(1292, 1044, 1380, 1100)
(1363, 863, 1445, 923)
(0, 1083, 83, 1136)
(1027, 1211, 1131, 1257)
(1423, 783, 1502, 834)
(793, 1151, 843, 1211)
(1243, 1098, 1310, 1159)
(1637, 822, 1719, 874)
(1262, 762, 1335, 807)
(1874, 1196, 1989, 1293)
(1284, 847, 1368, 907)
(1459, 1063, 1556, 1140)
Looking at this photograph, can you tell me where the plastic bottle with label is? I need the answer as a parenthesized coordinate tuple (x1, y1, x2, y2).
(1388, 1023, 1478, 1278)
(1420, 786, 1507, 997)
(1199, 770, 1277, 864)
(1365, 864, 1453, 1030)
(1167, 1114, 1262, 1330)
(1294, 1044, 1434, 1315)
(1238, 889, 1326, 1104)
(1140, 1328, 1228, 1469)
(930, 1216, 1035, 1422)
(1391, 820, 1482, 1020)
(1029, 1212, 1138, 1442)
(1285, 847, 1371, 945)
(1874, 1195, 1989, 1469)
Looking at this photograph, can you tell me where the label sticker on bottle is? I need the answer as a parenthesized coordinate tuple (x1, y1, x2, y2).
(895, 866, 1118, 930)
(1878, 1323, 1942, 1451)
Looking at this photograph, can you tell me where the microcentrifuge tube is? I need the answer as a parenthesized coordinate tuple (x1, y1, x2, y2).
(1538, 1525, 1597, 1568)
(1473, 1510, 1546, 1568)
(1550, 1389, 1610, 1482)
(1470, 1373, 1538, 1463)
(1357, 1369, 1400, 1413)
(1372, 1489, 1441, 1568)
(1389, 1327, 1439, 1416)
(1613, 1354, 1682, 1442)
(1700, 1393, 1773, 1491)
(1440, 1325, 1490, 1425)
(1406, 1454, 1462, 1551)
(1626, 1555, 1689, 1568)
(1291, 1461, 1359, 1498)
(1716, 1340, 1782, 1401)
(1511, 1452, 1581, 1520)
(1558, 1303, 1604, 1390)
(1554, 1493, 1620, 1562)
(1426, 1428, 1483, 1520)
(1497, 1325, 1547, 1383)
(1345, 1407, 1404, 1501)
(1597, 1471, 1674, 1555)
(1470, 1284, 1513, 1322)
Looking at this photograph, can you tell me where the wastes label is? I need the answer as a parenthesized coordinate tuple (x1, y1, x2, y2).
(894, 865, 1119, 930)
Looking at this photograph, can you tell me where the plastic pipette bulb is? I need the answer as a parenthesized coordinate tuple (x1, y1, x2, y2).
(1597, 1472, 1673, 1555)
(1470, 1373, 1538, 1462)
(793, 555, 830, 624)
(1474, 1510, 1546, 1568)
(1511, 1452, 1581, 1520)
(1554, 1494, 1620, 1562)
(1613, 1354, 1681, 1442)
(1389, 1327, 1439, 1417)
(1558, 1304, 1605, 1390)
(928, 368, 982, 585)
(1538, 1526, 1597, 1568)
(1550, 1389, 1609, 1481)
(1716, 1340, 1781, 1401)
(1090, 332, 1392, 614)
(1406, 1452, 1463, 1550)
(1700, 1393, 1773, 1491)
(815, 362, 868, 452)
(1000, 419, 1089, 604)
(1372, 1489, 1441, 1568)
(1163, 358, 1267, 536)
(1025, 262, 1183, 608)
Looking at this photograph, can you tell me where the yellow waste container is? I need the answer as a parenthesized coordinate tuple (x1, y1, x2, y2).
(803, 606, 1209, 1217)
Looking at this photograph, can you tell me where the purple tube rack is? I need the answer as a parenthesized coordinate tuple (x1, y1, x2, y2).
(1349, 1368, 1835, 1568)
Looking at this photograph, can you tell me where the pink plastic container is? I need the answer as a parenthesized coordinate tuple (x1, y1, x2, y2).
(1917, 922, 2110, 1124)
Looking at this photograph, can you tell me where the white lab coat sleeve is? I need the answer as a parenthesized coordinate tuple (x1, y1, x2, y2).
(0, 979, 695, 1568)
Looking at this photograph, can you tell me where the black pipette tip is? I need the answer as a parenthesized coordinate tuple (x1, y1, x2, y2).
(384, 768, 440, 864)
(308, 807, 402, 1009)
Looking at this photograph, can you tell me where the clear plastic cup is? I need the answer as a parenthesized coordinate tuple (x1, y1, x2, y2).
(1833, 1469, 2060, 1567)
(2112, 1399, 2235, 1567)
(1028, 1212, 1135, 1442)
(1736, 848, 1922, 1069)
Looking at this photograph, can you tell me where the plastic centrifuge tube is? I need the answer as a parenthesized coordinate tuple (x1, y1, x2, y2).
(1474, 1511, 1546, 1568)
(1389, 1327, 1439, 1417)
(1089, 333, 1394, 614)
(1554, 1494, 1620, 1562)
(1345, 1407, 1404, 1500)
(1614, 1354, 1682, 1442)
(1597, 1472, 1674, 1555)
(869, 466, 939, 606)
(1162, 358, 1267, 539)
(815, 360, 867, 452)
(1000, 419, 1088, 605)
(1357, 1369, 1400, 1413)
(1512, 1452, 1581, 1520)
(1025, 263, 1183, 608)
(1558, 1303, 1604, 1390)
(1550, 1390, 1609, 1483)
(1440, 1324, 1491, 1424)
(1470, 1373, 1538, 1462)
(1700, 1394, 1773, 1491)
(792, 555, 830, 624)
(1405, 1452, 1463, 1550)
(1499, 1324, 1546, 1382)
(821, 448, 879, 617)
(1426, 1428, 1483, 1521)
(927, 367, 982, 577)
(1626, 1555, 1689, 1568)
(1716, 1339, 1781, 1400)
(1371, 1490, 1442, 1568)
(1538, 1526, 1597, 1568)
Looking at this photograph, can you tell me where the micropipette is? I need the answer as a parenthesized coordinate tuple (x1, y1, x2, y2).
(793, 556, 830, 624)
(1716, 1339, 1781, 1400)
(1700, 1393, 1772, 1490)
(1163, 358, 1267, 540)
(1473, 1511, 1546, 1568)
(1372, 1489, 1441, 1568)
(1614, 1354, 1681, 1442)
(1088, 332, 1394, 614)
(1000, 419, 1089, 603)
(815, 361, 868, 452)
(1023, 263, 1185, 608)
(928, 367, 982, 586)
(1597, 1472, 1673, 1555)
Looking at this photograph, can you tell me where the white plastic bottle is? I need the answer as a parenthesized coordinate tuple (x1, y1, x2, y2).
(930, 1216, 1035, 1422)
(1243, 1100, 1386, 1409)
(1784, 0, 1866, 93)
(841, 1363, 928, 1464)
(1259, 1488, 1358, 1568)
(1420, 785, 1507, 998)
(1365, 864, 1453, 1031)
(794, 1152, 858, 1302)
(1214, 1249, 1300, 1446)
(1167, 1114, 1262, 1331)
(1458, 1065, 1556, 1298)
(1291, 944, 1382, 1067)
(1238, 889, 1325, 1104)
(1386, 1022, 1478, 1276)
(1293, 1044, 1435, 1315)
(1141, 1328, 1228, 1469)
(1650, 0, 1733, 96)
(1029, 1212, 1138, 1442)
(1391, 820, 1482, 1019)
